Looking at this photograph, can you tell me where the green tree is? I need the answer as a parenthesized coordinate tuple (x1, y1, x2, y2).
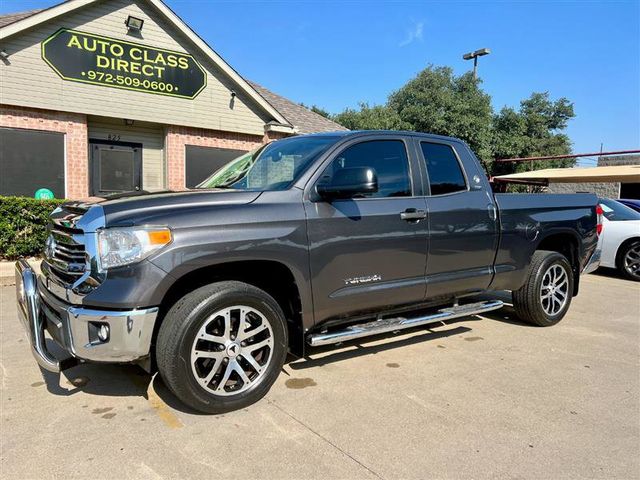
(299, 103, 331, 119)
(331, 66, 576, 177)
(388, 66, 493, 163)
(333, 103, 409, 130)
(491, 92, 575, 176)
(310, 105, 331, 118)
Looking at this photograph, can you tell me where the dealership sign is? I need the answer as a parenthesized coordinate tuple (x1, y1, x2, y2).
(42, 29, 206, 99)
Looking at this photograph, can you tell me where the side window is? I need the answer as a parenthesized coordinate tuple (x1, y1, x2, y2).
(323, 140, 412, 198)
(420, 142, 467, 195)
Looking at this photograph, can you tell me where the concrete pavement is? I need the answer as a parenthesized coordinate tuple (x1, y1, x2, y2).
(1, 272, 638, 479)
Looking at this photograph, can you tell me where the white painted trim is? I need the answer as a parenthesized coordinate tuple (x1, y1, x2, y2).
(0, 0, 292, 127)
(265, 123, 297, 134)
(0, 0, 96, 39)
(63, 132, 68, 198)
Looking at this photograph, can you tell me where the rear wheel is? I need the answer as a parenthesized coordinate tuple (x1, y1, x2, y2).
(617, 240, 640, 282)
(513, 250, 574, 327)
(156, 281, 288, 414)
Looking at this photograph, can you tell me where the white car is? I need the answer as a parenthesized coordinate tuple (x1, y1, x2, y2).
(598, 198, 640, 281)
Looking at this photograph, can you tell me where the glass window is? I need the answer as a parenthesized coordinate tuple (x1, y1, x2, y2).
(0, 128, 65, 198)
(599, 198, 640, 221)
(186, 145, 248, 188)
(420, 142, 467, 195)
(322, 140, 411, 198)
(99, 148, 135, 192)
(197, 136, 338, 191)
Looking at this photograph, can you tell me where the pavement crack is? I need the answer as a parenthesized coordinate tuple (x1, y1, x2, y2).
(268, 400, 385, 480)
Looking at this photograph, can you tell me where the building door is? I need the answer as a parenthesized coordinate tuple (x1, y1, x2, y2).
(90, 140, 142, 196)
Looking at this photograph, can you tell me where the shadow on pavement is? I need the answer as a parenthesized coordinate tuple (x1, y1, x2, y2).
(593, 267, 632, 281)
(34, 292, 538, 412)
(289, 323, 473, 371)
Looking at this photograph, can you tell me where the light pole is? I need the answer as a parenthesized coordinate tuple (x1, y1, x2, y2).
(463, 48, 491, 79)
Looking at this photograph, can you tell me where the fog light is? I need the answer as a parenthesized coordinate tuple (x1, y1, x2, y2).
(98, 324, 110, 342)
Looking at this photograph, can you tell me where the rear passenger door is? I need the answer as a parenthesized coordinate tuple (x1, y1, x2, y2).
(417, 139, 498, 299)
(304, 136, 429, 324)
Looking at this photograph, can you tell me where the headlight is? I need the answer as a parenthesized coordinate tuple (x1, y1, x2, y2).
(97, 227, 172, 270)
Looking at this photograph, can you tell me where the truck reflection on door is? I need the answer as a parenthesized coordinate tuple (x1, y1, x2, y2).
(90, 140, 142, 196)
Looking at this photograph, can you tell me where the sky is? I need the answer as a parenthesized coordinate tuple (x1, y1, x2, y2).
(2, 0, 639, 160)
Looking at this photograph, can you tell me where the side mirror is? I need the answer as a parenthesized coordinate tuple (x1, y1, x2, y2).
(316, 167, 378, 200)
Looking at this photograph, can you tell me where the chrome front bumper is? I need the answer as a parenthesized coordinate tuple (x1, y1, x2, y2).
(15, 259, 159, 373)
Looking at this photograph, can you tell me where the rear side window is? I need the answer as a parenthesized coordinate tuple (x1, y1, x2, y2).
(420, 142, 467, 195)
(325, 140, 412, 198)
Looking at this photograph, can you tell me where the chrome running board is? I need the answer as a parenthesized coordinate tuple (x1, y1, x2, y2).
(307, 300, 504, 347)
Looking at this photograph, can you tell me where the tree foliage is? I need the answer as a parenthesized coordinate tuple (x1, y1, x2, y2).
(299, 103, 332, 119)
(333, 103, 409, 131)
(0, 196, 65, 259)
(491, 93, 576, 176)
(330, 66, 576, 176)
(388, 67, 493, 163)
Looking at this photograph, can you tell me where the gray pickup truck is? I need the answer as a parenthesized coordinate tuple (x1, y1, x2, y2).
(16, 131, 601, 413)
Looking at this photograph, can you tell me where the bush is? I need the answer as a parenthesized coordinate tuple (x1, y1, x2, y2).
(0, 196, 66, 260)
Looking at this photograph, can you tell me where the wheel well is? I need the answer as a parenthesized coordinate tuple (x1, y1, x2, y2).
(153, 260, 304, 361)
(615, 237, 640, 266)
(536, 233, 580, 295)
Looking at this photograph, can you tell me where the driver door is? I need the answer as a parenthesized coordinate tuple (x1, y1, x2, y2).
(304, 137, 429, 324)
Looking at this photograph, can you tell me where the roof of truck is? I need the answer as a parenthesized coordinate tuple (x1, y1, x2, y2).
(296, 130, 466, 143)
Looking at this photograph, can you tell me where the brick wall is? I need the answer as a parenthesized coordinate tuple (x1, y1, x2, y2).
(0, 105, 89, 198)
(599, 154, 640, 166)
(547, 182, 620, 198)
(165, 125, 266, 189)
(1, 105, 295, 196)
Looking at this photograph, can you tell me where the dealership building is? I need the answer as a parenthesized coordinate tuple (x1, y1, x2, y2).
(0, 0, 345, 199)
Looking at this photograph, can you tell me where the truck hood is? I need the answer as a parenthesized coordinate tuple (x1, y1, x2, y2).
(81, 189, 263, 227)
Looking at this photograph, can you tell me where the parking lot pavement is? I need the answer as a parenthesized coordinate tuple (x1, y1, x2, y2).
(1, 273, 638, 480)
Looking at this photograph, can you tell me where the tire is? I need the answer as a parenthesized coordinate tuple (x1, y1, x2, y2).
(512, 250, 574, 327)
(616, 240, 640, 282)
(156, 281, 288, 414)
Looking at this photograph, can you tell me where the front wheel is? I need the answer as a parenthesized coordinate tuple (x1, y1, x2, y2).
(513, 250, 574, 327)
(156, 281, 288, 414)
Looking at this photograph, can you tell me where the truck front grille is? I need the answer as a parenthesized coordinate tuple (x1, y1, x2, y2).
(44, 204, 89, 288)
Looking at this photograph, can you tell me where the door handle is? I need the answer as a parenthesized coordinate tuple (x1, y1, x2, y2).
(400, 208, 427, 222)
(487, 204, 497, 221)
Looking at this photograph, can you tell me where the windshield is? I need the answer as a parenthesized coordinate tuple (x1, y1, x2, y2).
(599, 198, 640, 221)
(197, 136, 338, 191)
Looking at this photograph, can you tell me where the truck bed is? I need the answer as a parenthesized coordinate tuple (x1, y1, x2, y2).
(491, 193, 599, 291)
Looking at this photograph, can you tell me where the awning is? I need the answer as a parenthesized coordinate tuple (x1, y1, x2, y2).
(494, 165, 640, 184)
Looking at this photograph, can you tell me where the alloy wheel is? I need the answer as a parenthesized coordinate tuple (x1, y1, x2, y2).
(623, 243, 640, 279)
(190, 306, 274, 396)
(540, 264, 570, 316)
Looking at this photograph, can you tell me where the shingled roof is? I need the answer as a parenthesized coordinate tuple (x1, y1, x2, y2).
(0, 9, 42, 28)
(248, 81, 347, 134)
